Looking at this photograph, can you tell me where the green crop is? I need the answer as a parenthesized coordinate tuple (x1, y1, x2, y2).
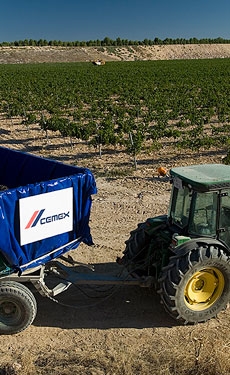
(0, 59, 229, 160)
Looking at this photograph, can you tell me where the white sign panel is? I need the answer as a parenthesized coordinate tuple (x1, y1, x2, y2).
(19, 187, 73, 246)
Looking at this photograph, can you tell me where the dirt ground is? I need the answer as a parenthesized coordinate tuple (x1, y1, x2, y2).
(0, 116, 230, 375)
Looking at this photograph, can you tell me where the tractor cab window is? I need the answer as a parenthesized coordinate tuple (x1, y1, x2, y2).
(170, 186, 191, 228)
(189, 192, 217, 236)
(219, 192, 230, 247)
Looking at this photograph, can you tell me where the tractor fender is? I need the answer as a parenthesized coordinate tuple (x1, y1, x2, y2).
(145, 215, 168, 236)
(173, 237, 230, 257)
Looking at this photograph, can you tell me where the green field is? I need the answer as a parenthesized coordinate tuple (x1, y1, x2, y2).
(0, 59, 230, 155)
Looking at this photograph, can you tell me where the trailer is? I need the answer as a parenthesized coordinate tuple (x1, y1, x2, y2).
(0, 147, 148, 335)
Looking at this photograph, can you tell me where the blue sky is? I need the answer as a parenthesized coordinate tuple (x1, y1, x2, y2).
(0, 0, 229, 43)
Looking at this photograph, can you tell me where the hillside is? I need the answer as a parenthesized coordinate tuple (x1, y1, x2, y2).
(0, 43, 230, 63)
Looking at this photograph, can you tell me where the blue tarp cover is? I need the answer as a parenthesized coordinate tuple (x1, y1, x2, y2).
(0, 147, 97, 273)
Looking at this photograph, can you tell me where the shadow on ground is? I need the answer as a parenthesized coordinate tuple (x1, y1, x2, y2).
(32, 261, 177, 330)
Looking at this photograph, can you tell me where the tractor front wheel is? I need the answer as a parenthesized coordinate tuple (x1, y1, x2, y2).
(120, 221, 151, 275)
(159, 245, 230, 324)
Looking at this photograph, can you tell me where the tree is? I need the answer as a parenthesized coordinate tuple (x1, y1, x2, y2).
(116, 37, 122, 46)
(102, 37, 111, 46)
(153, 37, 162, 45)
(28, 39, 36, 46)
(143, 39, 150, 45)
(127, 129, 145, 170)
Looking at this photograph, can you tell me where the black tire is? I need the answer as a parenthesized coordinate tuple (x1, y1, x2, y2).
(0, 281, 37, 335)
(122, 221, 150, 266)
(158, 245, 230, 324)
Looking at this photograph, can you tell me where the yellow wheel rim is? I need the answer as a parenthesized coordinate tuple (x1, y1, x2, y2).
(184, 267, 225, 311)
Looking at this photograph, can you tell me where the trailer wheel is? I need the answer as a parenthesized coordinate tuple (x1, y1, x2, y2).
(0, 281, 37, 335)
(159, 245, 230, 324)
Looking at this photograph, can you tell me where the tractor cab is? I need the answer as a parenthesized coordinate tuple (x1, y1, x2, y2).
(169, 164, 230, 248)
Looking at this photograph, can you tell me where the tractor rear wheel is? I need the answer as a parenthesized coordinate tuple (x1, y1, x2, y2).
(159, 245, 230, 324)
(0, 281, 37, 335)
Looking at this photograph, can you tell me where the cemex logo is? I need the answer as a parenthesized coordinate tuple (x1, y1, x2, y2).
(25, 208, 70, 229)
(20, 187, 73, 246)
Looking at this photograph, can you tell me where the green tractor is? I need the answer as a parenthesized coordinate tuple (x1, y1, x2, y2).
(120, 163, 230, 324)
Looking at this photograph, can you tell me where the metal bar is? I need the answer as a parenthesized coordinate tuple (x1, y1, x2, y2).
(48, 261, 154, 288)
(1, 260, 154, 300)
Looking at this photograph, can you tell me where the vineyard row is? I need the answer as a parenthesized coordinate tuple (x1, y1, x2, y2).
(0, 59, 230, 163)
